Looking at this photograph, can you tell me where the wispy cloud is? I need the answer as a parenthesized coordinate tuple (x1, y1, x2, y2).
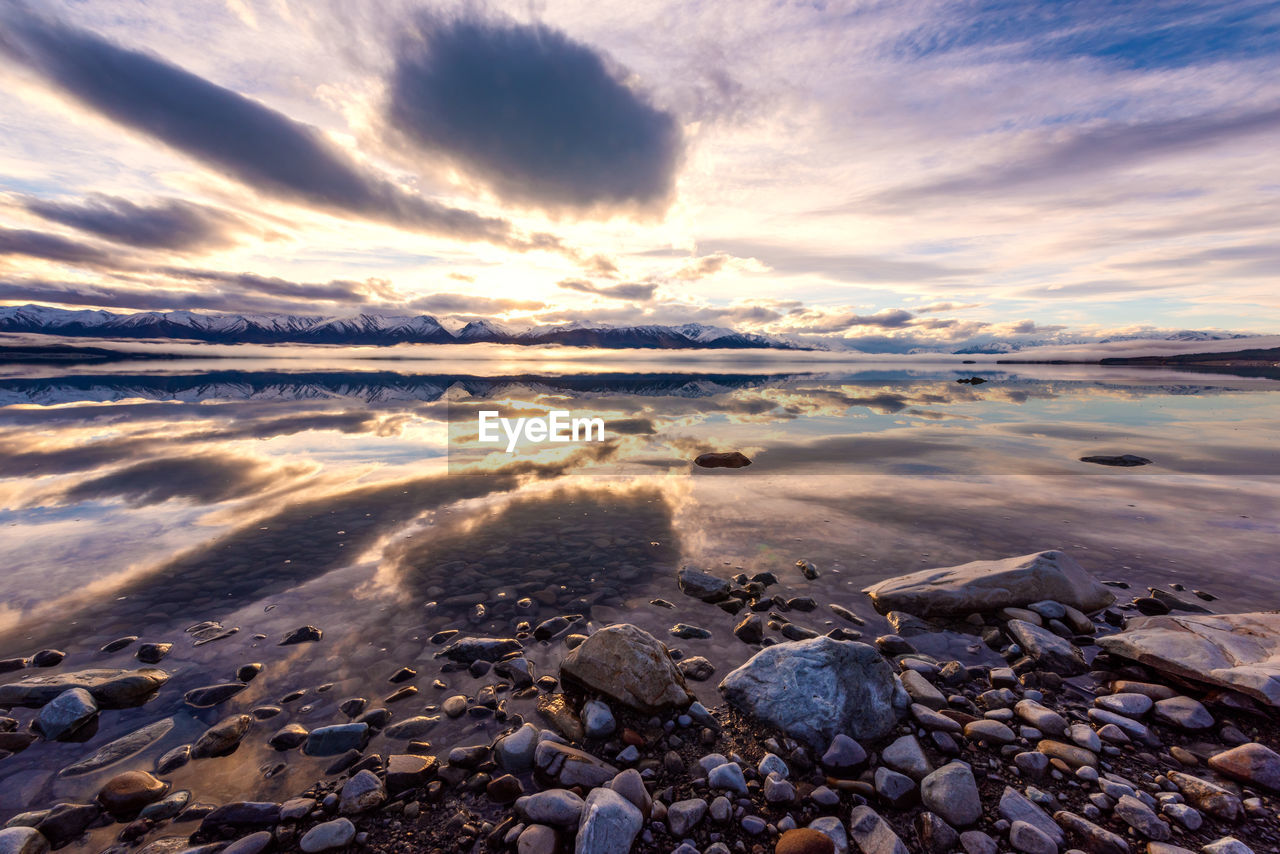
(558, 278, 659, 301)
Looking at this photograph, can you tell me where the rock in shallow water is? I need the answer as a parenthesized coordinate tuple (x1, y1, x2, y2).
(33, 688, 97, 741)
(0, 668, 170, 709)
(61, 718, 175, 776)
(718, 636, 907, 748)
(862, 550, 1114, 617)
(0, 827, 49, 854)
(560, 623, 692, 713)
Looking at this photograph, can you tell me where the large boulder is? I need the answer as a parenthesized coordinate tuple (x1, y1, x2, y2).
(1096, 613, 1280, 707)
(559, 624, 692, 713)
(863, 550, 1113, 617)
(718, 636, 908, 748)
(0, 669, 170, 709)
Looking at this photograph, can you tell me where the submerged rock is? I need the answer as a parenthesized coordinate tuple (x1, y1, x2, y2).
(434, 636, 523, 664)
(1096, 612, 1280, 707)
(863, 550, 1114, 617)
(191, 714, 251, 759)
(0, 668, 170, 709)
(560, 624, 692, 713)
(60, 718, 175, 776)
(718, 636, 907, 748)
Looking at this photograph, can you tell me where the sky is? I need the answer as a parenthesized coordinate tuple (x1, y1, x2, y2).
(0, 0, 1278, 352)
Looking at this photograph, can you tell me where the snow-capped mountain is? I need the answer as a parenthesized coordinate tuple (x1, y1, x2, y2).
(0, 305, 805, 350)
(951, 329, 1248, 355)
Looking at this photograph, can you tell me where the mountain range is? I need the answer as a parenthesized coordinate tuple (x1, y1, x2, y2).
(0, 305, 803, 350)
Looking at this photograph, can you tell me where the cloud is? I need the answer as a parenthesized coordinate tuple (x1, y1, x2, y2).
(793, 308, 916, 334)
(387, 14, 683, 215)
(406, 292, 545, 314)
(22, 194, 248, 251)
(0, 275, 376, 314)
(703, 240, 979, 283)
(558, 279, 659, 301)
(0, 226, 119, 267)
(58, 453, 301, 506)
(880, 105, 1280, 203)
(0, 8, 551, 250)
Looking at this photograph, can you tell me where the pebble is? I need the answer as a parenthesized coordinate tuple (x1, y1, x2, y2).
(921, 763, 981, 827)
(776, 828, 836, 854)
(1153, 696, 1214, 730)
(299, 818, 356, 852)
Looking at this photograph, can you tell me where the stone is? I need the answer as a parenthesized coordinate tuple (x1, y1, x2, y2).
(822, 733, 868, 773)
(734, 614, 765, 644)
(516, 789, 585, 827)
(847, 806, 909, 854)
(279, 625, 322, 645)
(1208, 742, 1280, 792)
(339, 769, 385, 814)
(1161, 803, 1202, 831)
(1095, 693, 1153, 717)
(33, 688, 97, 741)
(299, 818, 356, 853)
(300, 722, 368, 756)
(1095, 612, 1280, 707)
(678, 656, 716, 681)
(96, 771, 168, 818)
(33, 804, 99, 848)
(560, 624, 692, 713)
(574, 787, 642, 854)
(1114, 795, 1170, 841)
(0, 668, 169, 709)
(198, 802, 281, 834)
(434, 636, 523, 664)
(138, 790, 190, 821)
(882, 734, 931, 779)
(534, 740, 618, 788)
(901, 670, 947, 709)
(959, 831, 998, 854)
(581, 699, 616, 738)
(0, 828, 49, 854)
(863, 550, 1114, 617)
(191, 714, 251, 758)
(383, 716, 439, 739)
(268, 723, 308, 750)
(875, 767, 917, 809)
(1014, 752, 1050, 780)
(495, 723, 539, 771)
(694, 451, 752, 469)
(667, 799, 708, 836)
(154, 743, 191, 774)
(1152, 696, 1213, 730)
(998, 787, 1064, 846)
(608, 768, 651, 818)
(677, 567, 732, 601)
(921, 763, 981, 827)
(777, 828, 836, 854)
(1052, 811, 1129, 854)
(809, 817, 849, 854)
(709, 762, 748, 794)
(1201, 838, 1254, 854)
(386, 754, 438, 794)
(184, 683, 248, 708)
(1015, 699, 1067, 736)
(1009, 821, 1057, 854)
(1006, 620, 1087, 675)
(517, 825, 558, 854)
(965, 718, 1015, 745)
(1167, 771, 1242, 821)
(914, 812, 958, 854)
(1038, 739, 1097, 768)
(718, 636, 907, 748)
(1069, 723, 1101, 752)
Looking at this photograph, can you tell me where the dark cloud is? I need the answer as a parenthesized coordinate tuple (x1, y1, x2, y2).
(796, 308, 915, 334)
(880, 105, 1280, 203)
(0, 275, 375, 314)
(0, 227, 119, 267)
(406, 292, 545, 314)
(22, 194, 247, 251)
(157, 267, 390, 302)
(59, 453, 299, 506)
(387, 14, 683, 215)
(0, 9, 550, 250)
(703, 240, 978, 282)
(558, 278, 659, 301)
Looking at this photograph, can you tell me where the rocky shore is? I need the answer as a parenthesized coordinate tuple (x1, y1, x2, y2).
(2, 550, 1279, 854)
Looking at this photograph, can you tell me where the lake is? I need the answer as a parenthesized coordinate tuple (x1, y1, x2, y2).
(1, 357, 1278, 839)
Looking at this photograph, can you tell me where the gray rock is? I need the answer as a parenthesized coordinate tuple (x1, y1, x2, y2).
(1201, 838, 1255, 854)
(677, 566, 731, 601)
(1014, 699, 1067, 737)
(517, 824, 558, 854)
(960, 830, 998, 854)
(339, 770, 384, 814)
(1069, 723, 1101, 752)
(515, 790, 585, 827)
(1114, 795, 1169, 841)
(0, 668, 169, 709)
(1014, 752, 1050, 780)
(434, 636, 523, 664)
(677, 656, 716, 681)
(183, 683, 248, 708)
(574, 787, 641, 854)
(1095, 693, 1153, 717)
(496, 723, 540, 772)
(33, 689, 97, 741)
(965, 719, 1015, 745)
(901, 670, 947, 709)
(191, 715, 251, 759)
(534, 740, 618, 789)
(382, 716, 439, 739)
(0, 827, 49, 854)
(847, 805, 909, 854)
(560, 624, 692, 713)
(874, 767, 916, 809)
(667, 799, 707, 836)
(718, 637, 908, 748)
(61, 718, 175, 776)
(822, 733, 868, 773)
(863, 550, 1114, 617)
(1052, 811, 1129, 854)
(138, 790, 190, 821)
(1208, 742, 1280, 792)
(1161, 802, 1202, 831)
(607, 768, 651, 818)
(1152, 696, 1213, 730)
(1095, 612, 1280, 708)
(921, 763, 981, 827)
(221, 832, 272, 854)
(581, 700, 616, 738)
(882, 734, 932, 780)
(299, 818, 356, 853)
(1009, 821, 1057, 854)
(998, 786, 1064, 846)
(809, 816, 849, 854)
(1167, 771, 1243, 822)
(1006, 620, 1087, 675)
(709, 762, 748, 794)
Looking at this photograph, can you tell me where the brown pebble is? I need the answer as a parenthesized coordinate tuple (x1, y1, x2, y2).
(775, 827, 835, 854)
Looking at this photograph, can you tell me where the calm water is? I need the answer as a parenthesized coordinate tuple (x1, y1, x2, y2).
(1, 358, 1279, 834)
